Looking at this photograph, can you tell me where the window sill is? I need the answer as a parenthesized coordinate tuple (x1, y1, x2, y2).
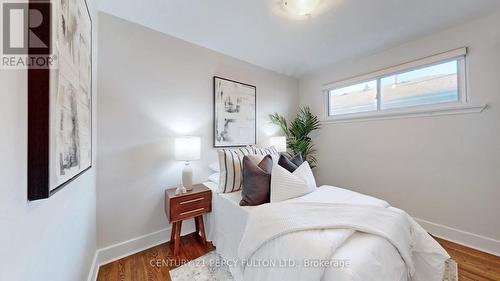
(322, 103, 487, 124)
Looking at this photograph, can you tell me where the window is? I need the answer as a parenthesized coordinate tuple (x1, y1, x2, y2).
(380, 61, 458, 110)
(324, 48, 476, 120)
(329, 80, 377, 115)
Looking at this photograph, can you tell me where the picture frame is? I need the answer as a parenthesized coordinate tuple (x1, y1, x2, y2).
(28, 0, 93, 200)
(213, 76, 256, 147)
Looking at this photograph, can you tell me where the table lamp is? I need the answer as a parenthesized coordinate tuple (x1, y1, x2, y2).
(270, 136, 287, 153)
(174, 136, 201, 193)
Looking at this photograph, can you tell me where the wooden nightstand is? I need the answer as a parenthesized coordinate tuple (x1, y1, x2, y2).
(165, 184, 212, 255)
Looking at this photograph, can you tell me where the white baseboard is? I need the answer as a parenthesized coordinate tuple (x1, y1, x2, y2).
(415, 218, 500, 257)
(87, 221, 195, 281)
(86, 252, 99, 281)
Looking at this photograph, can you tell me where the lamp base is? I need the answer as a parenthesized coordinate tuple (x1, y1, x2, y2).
(182, 162, 193, 191)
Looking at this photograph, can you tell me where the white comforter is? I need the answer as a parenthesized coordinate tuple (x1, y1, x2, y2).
(237, 186, 449, 281)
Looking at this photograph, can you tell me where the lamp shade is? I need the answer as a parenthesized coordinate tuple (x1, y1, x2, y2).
(270, 136, 287, 152)
(174, 137, 201, 161)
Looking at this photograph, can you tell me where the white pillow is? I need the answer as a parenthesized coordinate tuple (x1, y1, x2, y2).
(208, 173, 220, 184)
(270, 162, 316, 202)
(208, 162, 220, 172)
(217, 148, 254, 193)
(250, 145, 280, 162)
(292, 161, 317, 191)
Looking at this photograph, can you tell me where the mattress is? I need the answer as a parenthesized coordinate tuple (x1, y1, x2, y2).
(203, 183, 407, 281)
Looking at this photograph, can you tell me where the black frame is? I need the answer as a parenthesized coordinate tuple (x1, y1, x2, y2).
(28, 0, 93, 200)
(213, 76, 257, 148)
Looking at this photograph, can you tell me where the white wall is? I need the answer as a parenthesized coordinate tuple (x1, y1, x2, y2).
(97, 13, 299, 249)
(0, 1, 98, 280)
(299, 11, 500, 253)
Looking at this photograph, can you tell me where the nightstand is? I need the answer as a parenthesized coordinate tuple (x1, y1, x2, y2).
(165, 184, 212, 255)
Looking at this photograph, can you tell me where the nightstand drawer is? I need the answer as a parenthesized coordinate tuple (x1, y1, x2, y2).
(171, 205, 209, 222)
(174, 193, 210, 208)
(166, 189, 212, 223)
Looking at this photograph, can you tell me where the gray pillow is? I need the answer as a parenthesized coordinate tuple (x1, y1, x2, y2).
(278, 154, 304, 173)
(240, 155, 273, 206)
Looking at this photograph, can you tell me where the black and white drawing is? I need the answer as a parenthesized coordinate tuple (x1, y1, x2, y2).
(214, 77, 256, 147)
(50, 0, 92, 192)
(28, 0, 92, 200)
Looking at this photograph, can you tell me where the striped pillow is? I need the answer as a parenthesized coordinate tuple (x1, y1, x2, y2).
(217, 147, 254, 193)
(250, 145, 280, 162)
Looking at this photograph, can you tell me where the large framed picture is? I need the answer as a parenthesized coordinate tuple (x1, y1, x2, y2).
(213, 76, 256, 147)
(28, 0, 92, 200)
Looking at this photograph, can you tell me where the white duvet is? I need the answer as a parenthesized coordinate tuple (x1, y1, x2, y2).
(237, 186, 449, 281)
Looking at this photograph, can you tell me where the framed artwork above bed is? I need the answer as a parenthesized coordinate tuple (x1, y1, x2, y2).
(213, 76, 256, 147)
(27, 0, 93, 200)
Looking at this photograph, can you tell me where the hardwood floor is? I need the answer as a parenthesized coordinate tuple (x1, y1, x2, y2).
(97, 233, 500, 281)
(97, 233, 214, 281)
(435, 237, 500, 281)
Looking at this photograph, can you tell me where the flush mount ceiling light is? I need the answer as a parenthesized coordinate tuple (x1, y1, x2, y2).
(283, 0, 322, 16)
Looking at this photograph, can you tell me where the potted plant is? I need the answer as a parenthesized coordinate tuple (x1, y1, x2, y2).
(270, 107, 321, 168)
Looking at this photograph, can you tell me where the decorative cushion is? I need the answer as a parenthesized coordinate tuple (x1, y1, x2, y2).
(240, 155, 273, 206)
(290, 153, 304, 167)
(217, 147, 254, 193)
(278, 154, 304, 173)
(208, 173, 220, 184)
(270, 161, 317, 202)
(292, 161, 317, 191)
(250, 145, 280, 162)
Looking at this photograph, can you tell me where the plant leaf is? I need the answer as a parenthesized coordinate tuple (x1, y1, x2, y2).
(269, 107, 320, 168)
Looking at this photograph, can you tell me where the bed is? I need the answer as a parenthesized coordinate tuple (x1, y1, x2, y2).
(203, 182, 448, 281)
(204, 182, 250, 278)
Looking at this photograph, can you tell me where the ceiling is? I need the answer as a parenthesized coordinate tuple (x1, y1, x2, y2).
(97, 0, 500, 78)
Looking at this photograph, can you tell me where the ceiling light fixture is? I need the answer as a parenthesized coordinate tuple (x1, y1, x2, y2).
(283, 0, 322, 16)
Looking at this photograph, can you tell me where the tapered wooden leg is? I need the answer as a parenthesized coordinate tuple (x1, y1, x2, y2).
(170, 222, 177, 243)
(173, 221, 182, 256)
(194, 216, 206, 245)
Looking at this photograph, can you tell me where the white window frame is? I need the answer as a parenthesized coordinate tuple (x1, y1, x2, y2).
(322, 48, 486, 123)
